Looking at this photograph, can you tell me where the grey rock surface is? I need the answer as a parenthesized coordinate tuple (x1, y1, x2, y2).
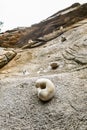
(0, 71, 87, 130)
(0, 8, 87, 130)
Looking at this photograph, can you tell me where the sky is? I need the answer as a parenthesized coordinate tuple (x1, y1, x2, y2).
(0, 0, 87, 32)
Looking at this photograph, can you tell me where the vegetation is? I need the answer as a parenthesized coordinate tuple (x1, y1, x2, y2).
(0, 21, 3, 32)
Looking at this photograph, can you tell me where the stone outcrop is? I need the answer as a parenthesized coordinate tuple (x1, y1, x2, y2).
(0, 3, 87, 48)
(0, 3, 87, 130)
(0, 49, 16, 68)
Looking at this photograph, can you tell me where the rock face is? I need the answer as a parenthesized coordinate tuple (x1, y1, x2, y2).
(0, 3, 87, 48)
(0, 3, 87, 130)
(0, 49, 16, 68)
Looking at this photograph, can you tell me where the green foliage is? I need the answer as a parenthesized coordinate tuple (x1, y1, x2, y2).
(0, 21, 3, 25)
(0, 21, 3, 32)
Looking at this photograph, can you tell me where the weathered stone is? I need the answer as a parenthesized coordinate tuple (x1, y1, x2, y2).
(5, 51, 17, 61)
(0, 55, 8, 68)
(63, 43, 87, 65)
(61, 36, 67, 42)
(50, 62, 59, 69)
(0, 3, 87, 130)
(0, 3, 87, 48)
(0, 50, 17, 68)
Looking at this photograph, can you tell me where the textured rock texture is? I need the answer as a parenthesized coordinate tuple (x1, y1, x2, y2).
(0, 3, 87, 48)
(0, 49, 16, 68)
(0, 3, 87, 130)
